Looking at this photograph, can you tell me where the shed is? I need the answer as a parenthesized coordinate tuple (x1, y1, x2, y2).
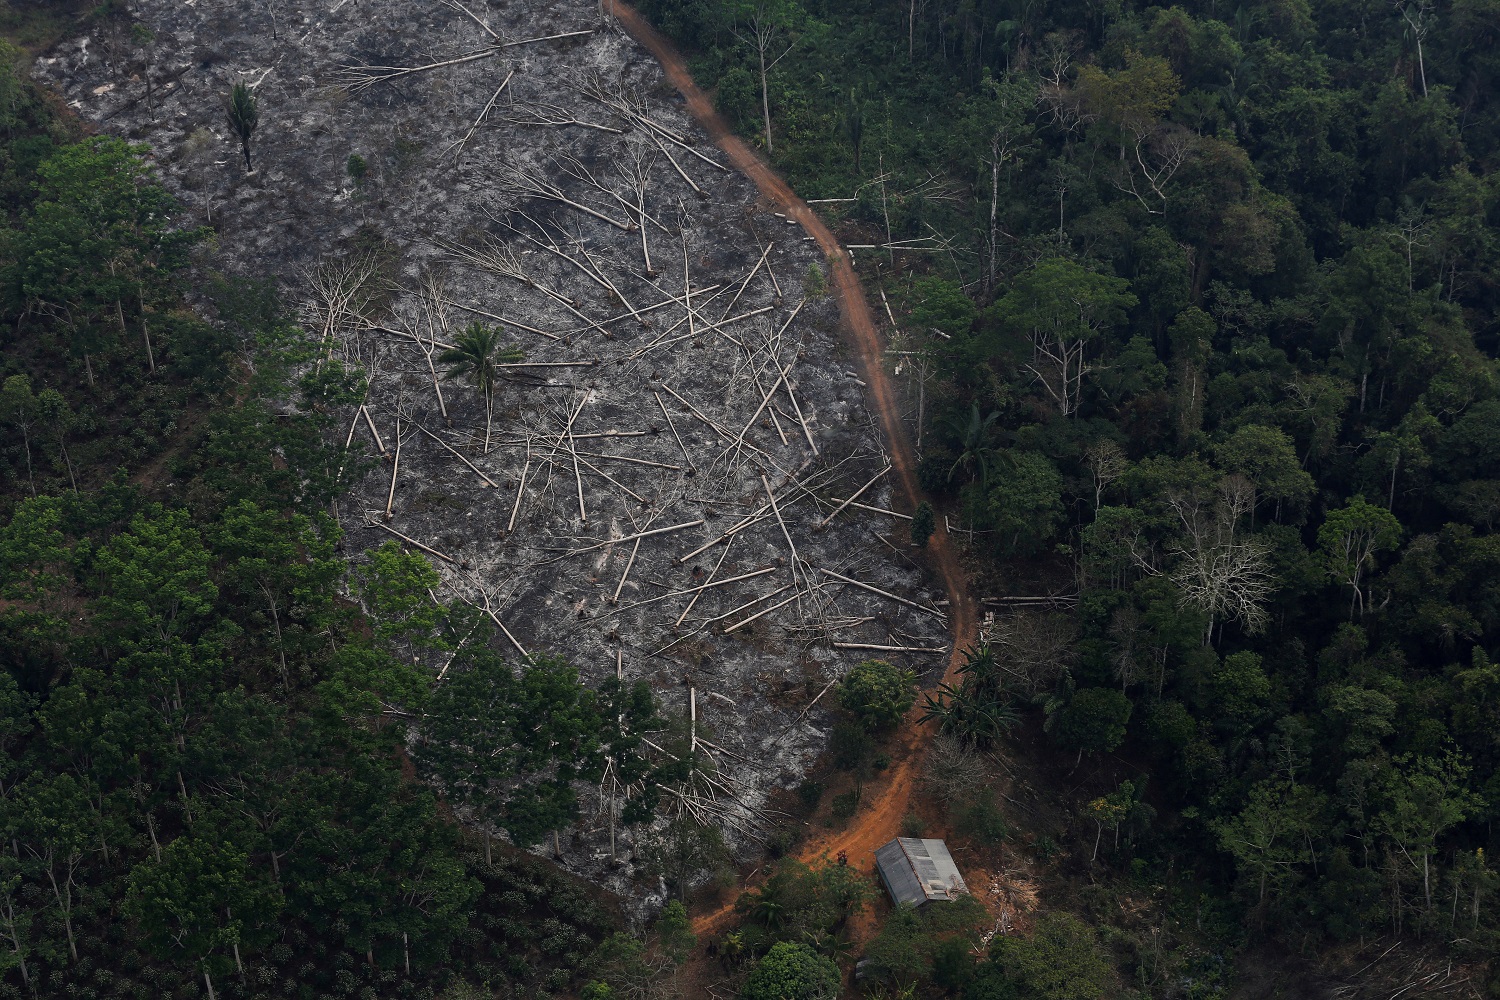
(874, 837, 969, 907)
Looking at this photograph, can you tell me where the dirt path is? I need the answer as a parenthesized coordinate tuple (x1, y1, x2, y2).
(608, 0, 979, 937)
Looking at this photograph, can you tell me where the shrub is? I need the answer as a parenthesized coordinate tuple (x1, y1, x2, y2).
(911, 501, 935, 548)
(741, 942, 840, 1000)
(954, 791, 1009, 844)
(796, 780, 824, 810)
(837, 659, 917, 732)
(831, 788, 861, 821)
(830, 720, 873, 771)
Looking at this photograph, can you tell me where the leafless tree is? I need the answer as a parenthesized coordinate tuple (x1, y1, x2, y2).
(1394, 0, 1434, 97)
(734, 4, 796, 153)
(1114, 124, 1195, 217)
(1167, 475, 1274, 641)
(988, 609, 1078, 694)
(1085, 438, 1126, 510)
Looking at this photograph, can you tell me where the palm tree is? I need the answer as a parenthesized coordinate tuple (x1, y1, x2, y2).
(947, 402, 1003, 485)
(226, 82, 258, 173)
(437, 322, 523, 452)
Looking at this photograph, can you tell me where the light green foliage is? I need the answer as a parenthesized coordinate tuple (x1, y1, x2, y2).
(741, 941, 839, 1000)
(1318, 496, 1402, 616)
(352, 540, 443, 644)
(837, 658, 916, 731)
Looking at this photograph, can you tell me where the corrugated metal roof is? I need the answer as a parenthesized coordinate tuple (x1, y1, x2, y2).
(875, 838, 968, 906)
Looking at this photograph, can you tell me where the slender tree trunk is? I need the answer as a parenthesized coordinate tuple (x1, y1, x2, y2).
(988, 150, 1000, 293)
(18, 426, 33, 496)
(242, 139, 253, 173)
(403, 932, 410, 975)
(484, 393, 493, 454)
(759, 46, 773, 153)
(202, 968, 217, 1000)
(138, 285, 155, 372)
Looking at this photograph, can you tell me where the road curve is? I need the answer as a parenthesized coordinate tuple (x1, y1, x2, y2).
(607, 0, 980, 934)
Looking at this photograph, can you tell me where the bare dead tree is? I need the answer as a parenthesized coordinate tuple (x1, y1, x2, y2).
(1085, 439, 1126, 510)
(1167, 476, 1275, 641)
(1113, 124, 1196, 217)
(734, 4, 796, 153)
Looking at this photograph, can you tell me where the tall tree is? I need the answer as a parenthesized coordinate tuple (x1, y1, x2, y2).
(1318, 496, 1402, 618)
(986, 258, 1135, 417)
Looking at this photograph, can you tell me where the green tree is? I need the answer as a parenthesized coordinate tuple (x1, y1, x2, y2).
(0, 374, 40, 495)
(982, 450, 1065, 556)
(413, 651, 607, 847)
(947, 403, 1002, 485)
(212, 500, 342, 689)
(1318, 496, 1402, 618)
(1213, 778, 1326, 910)
(351, 541, 444, 648)
(19, 137, 192, 379)
(985, 259, 1136, 417)
(741, 941, 839, 1000)
(437, 321, 523, 453)
(227, 82, 258, 173)
(124, 836, 281, 998)
(837, 659, 916, 732)
(1374, 752, 1481, 918)
(1213, 424, 1315, 522)
(985, 912, 1112, 1000)
(1049, 687, 1132, 758)
(911, 501, 936, 548)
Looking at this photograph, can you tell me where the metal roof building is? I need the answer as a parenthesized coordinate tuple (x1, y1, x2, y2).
(874, 837, 969, 907)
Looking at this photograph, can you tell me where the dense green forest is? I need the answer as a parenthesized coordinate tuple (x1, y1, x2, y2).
(634, 0, 1500, 993)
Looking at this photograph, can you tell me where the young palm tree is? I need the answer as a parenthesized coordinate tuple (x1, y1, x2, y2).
(947, 402, 1003, 485)
(437, 322, 523, 452)
(226, 82, 258, 173)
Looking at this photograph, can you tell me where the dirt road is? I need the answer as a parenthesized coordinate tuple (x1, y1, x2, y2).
(608, 0, 979, 935)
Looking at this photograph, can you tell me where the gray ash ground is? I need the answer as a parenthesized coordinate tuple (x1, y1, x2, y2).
(40, 0, 947, 903)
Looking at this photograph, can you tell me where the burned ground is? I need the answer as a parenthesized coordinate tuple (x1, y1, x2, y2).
(40, 0, 947, 901)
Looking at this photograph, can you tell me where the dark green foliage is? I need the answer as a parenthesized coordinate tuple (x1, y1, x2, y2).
(1049, 688, 1133, 756)
(226, 81, 257, 172)
(828, 719, 873, 771)
(911, 500, 935, 547)
(921, 644, 1020, 749)
(741, 941, 839, 1000)
(734, 856, 871, 954)
(862, 895, 988, 992)
(836, 658, 916, 731)
(983, 913, 1112, 1000)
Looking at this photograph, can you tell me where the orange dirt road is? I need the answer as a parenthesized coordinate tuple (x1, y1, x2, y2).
(608, 0, 980, 936)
